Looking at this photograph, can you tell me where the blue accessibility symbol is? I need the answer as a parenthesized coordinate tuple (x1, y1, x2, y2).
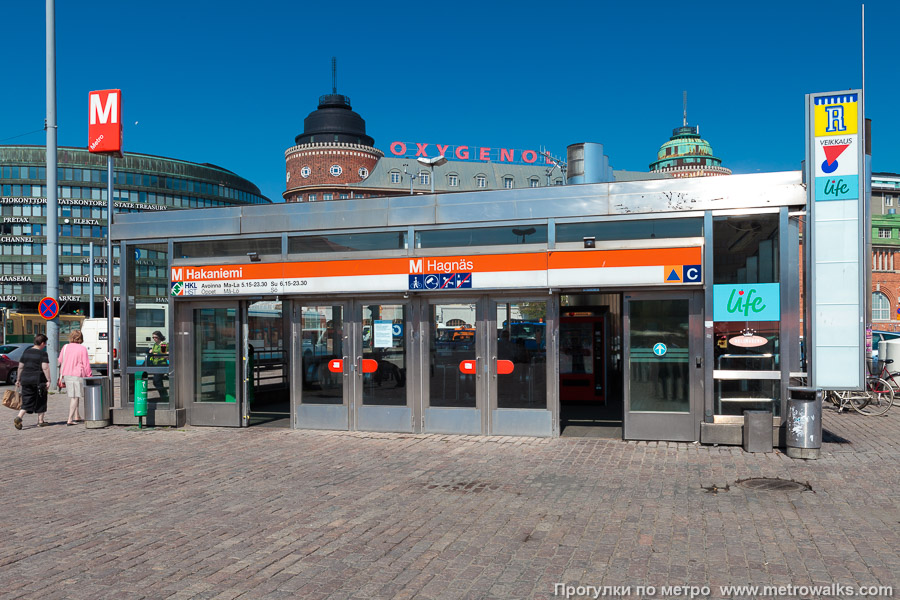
(653, 342, 667, 356)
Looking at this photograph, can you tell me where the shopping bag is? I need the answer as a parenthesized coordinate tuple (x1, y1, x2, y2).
(58, 377, 66, 390)
(2, 389, 21, 410)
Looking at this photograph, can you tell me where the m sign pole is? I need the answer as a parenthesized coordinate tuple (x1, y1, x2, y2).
(88, 89, 123, 396)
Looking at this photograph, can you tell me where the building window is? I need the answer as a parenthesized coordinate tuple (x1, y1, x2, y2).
(503, 177, 513, 189)
(873, 291, 891, 321)
(529, 178, 539, 188)
(329, 165, 342, 177)
(308, 194, 316, 202)
(323, 193, 333, 201)
(476, 175, 486, 188)
(879, 228, 892, 239)
(390, 171, 401, 184)
(886, 196, 893, 206)
(300, 166, 311, 178)
(448, 174, 458, 187)
(419, 172, 430, 186)
(358, 167, 369, 179)
(339, 193, 349, 199)
(554, 179, 563, 186)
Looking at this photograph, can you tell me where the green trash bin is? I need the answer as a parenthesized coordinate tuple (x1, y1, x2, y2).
(134, 372, 148, 418)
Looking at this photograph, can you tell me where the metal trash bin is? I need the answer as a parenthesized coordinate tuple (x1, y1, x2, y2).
(83, 376, 109, 429)
(785, 387, 823, 459)
(743, 410, 773, 453)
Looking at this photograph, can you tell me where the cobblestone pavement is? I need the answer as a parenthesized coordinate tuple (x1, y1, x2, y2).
(0, 389, 897, 600)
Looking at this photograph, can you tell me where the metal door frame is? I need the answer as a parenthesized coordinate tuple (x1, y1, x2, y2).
(352, 297, 415, 433)
(177, 300, 244, 427)
(487, 294, 557, 437)
(422, 296, 485, 435)
(293, 299, 352, 430)
(292, 295, 415, 432)
(623, 290, 703, 441)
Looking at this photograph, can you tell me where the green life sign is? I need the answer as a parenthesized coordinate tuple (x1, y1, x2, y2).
(713, 283, 780, 322)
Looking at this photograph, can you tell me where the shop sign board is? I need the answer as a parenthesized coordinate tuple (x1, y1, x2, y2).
(169, 247, 703, 297)
(806, 90, 866, 390)
(712, 283, 780, 322)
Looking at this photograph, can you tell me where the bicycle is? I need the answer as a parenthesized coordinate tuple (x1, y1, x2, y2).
(872, 358, 900, 393)
(826, 374, 894, 416)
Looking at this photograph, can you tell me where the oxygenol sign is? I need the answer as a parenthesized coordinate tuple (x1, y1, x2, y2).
(389, 141, 552, 166)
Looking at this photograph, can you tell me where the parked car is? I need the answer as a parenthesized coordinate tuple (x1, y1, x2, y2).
(871, 330, 900, 361)
(0, 343, 31, 384)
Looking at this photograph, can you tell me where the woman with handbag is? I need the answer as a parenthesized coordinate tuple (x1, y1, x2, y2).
(13, 334, 51, 429)
(58, 329, 92, 426)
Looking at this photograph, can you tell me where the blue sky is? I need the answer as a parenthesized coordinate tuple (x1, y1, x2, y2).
(2, 0, 896, 203)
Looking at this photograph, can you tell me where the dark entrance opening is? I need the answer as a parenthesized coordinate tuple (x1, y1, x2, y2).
(247, 301, 290, 427)
(559, 294, 623, 437)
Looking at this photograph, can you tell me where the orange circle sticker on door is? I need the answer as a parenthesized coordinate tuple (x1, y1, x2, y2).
(328, 359, 343, 373)
(459, 360, 477, 374)
(496, 360, 515, 375)
(362, 359, 379, 373)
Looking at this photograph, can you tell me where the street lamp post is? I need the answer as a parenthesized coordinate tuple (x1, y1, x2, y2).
(416, 155, 448, 194)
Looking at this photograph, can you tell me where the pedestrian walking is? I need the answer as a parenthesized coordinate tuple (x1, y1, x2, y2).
(59, 329, 92, 426)
(14, 334, 51, 429)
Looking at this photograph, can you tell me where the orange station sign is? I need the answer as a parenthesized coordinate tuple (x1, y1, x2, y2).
(170, 247, 702, 297)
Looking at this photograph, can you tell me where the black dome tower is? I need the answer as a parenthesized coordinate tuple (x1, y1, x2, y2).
(294, 58, 374, 147)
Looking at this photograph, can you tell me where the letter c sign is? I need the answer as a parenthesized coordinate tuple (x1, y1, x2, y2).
(683, 265, 702, 283)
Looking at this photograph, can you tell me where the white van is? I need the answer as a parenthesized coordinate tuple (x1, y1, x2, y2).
(82, 317, 120, 374)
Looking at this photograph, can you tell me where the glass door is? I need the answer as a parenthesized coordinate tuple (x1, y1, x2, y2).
(488, 299, 553, 436)
(184, 302, 243, 427)
(623, 292, 702, 441)
(354, 302, 412, 432)
(295, 303, 349, 430)
(425, 301, 482, 434)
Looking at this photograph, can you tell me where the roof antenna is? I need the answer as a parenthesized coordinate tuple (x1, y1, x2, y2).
(332, 57, 337, 94)
(683, 90, 688, 127)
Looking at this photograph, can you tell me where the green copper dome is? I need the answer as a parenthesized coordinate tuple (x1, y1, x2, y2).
(649, 125, 730, 177)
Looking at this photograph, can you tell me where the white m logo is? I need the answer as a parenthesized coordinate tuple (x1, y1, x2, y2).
(409, 259, 423, 274)
(171, 268, 183, 281)
(90, 92, 118, 125)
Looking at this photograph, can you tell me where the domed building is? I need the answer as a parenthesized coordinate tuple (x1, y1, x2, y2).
(284, 87, 662, 203)
(649, 124, 731, 178)
(284, 93, 384, 203)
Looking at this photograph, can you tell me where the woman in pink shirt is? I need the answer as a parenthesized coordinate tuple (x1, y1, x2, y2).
(59, 329, 92, 425)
